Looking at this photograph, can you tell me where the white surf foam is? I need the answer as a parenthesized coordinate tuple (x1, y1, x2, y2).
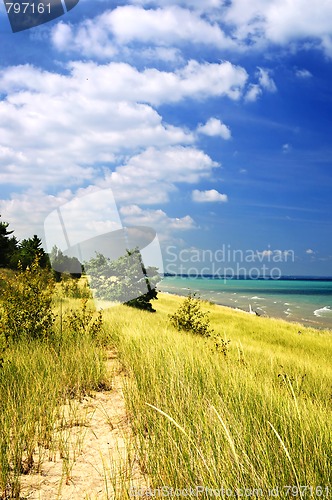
(314, 306, 332, 317)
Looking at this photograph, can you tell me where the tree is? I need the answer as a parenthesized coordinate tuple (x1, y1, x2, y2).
(0, 216, 18, 268)
(16, 235, 50, 269)
(49, 246, 82, 281)
(85, 248, 160, 312)
(0, 256, 55, 343)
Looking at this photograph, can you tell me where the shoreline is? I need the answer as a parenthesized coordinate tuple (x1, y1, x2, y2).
(158, 290, 332, 333)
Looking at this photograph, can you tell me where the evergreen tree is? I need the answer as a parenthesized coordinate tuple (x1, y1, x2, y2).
(0, 216, 18, 268)
(16, 235, 50, 269)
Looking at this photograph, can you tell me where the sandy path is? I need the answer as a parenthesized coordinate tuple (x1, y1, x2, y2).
(20, 352, 148, 499)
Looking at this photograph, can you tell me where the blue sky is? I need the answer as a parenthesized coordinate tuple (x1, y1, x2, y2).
(0, 0, 332, 276)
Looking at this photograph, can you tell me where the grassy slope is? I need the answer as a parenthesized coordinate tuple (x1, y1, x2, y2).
(104, 293, 332, 497)
(0, 295, 107, 498)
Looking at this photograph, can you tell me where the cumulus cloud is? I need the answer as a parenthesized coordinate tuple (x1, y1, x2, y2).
(0, 59, 247, 190)
(51, 5, 236, 59)
(192, 189, 228, 203)
(49, 1, 332, 60)
(121, 204, 195, 230)
(0, 59, 248, 107)
(103, 146, 220, 205)
(197, 118, 231, 140)
(120, 204, 196, 243)
(0, 55, 241, 239)
(0, 189, 73, 241)
(224, 0, 332, 56)
(108, 6, 233, 47)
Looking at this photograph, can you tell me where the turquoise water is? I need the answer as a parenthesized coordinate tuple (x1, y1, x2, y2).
(159, 277, 332, 330)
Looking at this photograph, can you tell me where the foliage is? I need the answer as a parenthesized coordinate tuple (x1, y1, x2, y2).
(49, 245, 82, 281)
(85, 247, 160, 312)
(169, 292, 214, 337)
(59, 274, 92, 299)
(16, 235, 50, 269)
(0, 256, 55, 343)
(0, 215, 18, 269)
(63, 299, 103, 340)
(0, 215, 50, 271)
(212, 335, 231, 356)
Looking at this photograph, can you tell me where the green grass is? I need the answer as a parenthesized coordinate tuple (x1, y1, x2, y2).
(103, 293, 332, 498)
(1, 282, 331, 499)
(0, 294, 107, 498)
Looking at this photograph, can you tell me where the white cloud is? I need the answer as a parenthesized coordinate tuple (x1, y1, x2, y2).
(295, 68, 312, 79)
(0, 59, 247, 190)
(50, 1, 332, 59)
(192, 189, 228, 203)
(256, 67, 277, 93)
(197, 118, 231, 140)
(0, 52, 240, 241)
(244, 69, 276, 102)
(103, 146, 220, 205)
(244, 84, 262, 102)
(224, 0, 332, 56)
(51, 5, 235, 59)
(282, 143, 291, 153)
(51, 18, 118, 59)
(0, 189, 73, 241)
(0, 60, 248, 107)
(108, 6, 233, 47)
(306, 249, 315, 255)
(120, 205, 196, 242)
(132, 0, 223, 10)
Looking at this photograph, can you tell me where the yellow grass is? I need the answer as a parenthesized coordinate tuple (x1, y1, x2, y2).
(102, 293, 332, 497)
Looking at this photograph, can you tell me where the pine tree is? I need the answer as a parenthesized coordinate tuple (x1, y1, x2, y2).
(0, 216, 18, 268)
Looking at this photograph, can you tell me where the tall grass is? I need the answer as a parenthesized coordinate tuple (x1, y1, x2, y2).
(0, 270, 107, 498)
(103, 294, 332, 498)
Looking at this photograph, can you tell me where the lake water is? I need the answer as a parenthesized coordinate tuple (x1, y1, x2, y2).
(158, 276, 332, 330)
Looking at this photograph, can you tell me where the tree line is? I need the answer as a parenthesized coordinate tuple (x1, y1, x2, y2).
(0, 215, 81, 278)
(0, 215, 160, 311)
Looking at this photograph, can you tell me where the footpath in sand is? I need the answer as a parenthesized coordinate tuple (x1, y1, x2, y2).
(20, 351, 148, 499)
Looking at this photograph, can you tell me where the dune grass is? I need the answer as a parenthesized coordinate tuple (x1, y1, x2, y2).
(0, 288, 107, 499)
(1, 277, 331, 498)
(103, 293, 332, 498)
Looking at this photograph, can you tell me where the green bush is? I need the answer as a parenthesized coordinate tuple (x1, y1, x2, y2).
(85, 248, 159, 312)
(0, 256, 55, 343)
(169, 293, 214, 337)
(59, 274, 92, 299)
(63, 299, 103, 341)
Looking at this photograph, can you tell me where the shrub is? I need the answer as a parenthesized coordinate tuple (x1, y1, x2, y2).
(63, 299, 103, 341)
(169, 293, 214, 337)
(0, 256, 55, 343)
(59, 274, 92, 299)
